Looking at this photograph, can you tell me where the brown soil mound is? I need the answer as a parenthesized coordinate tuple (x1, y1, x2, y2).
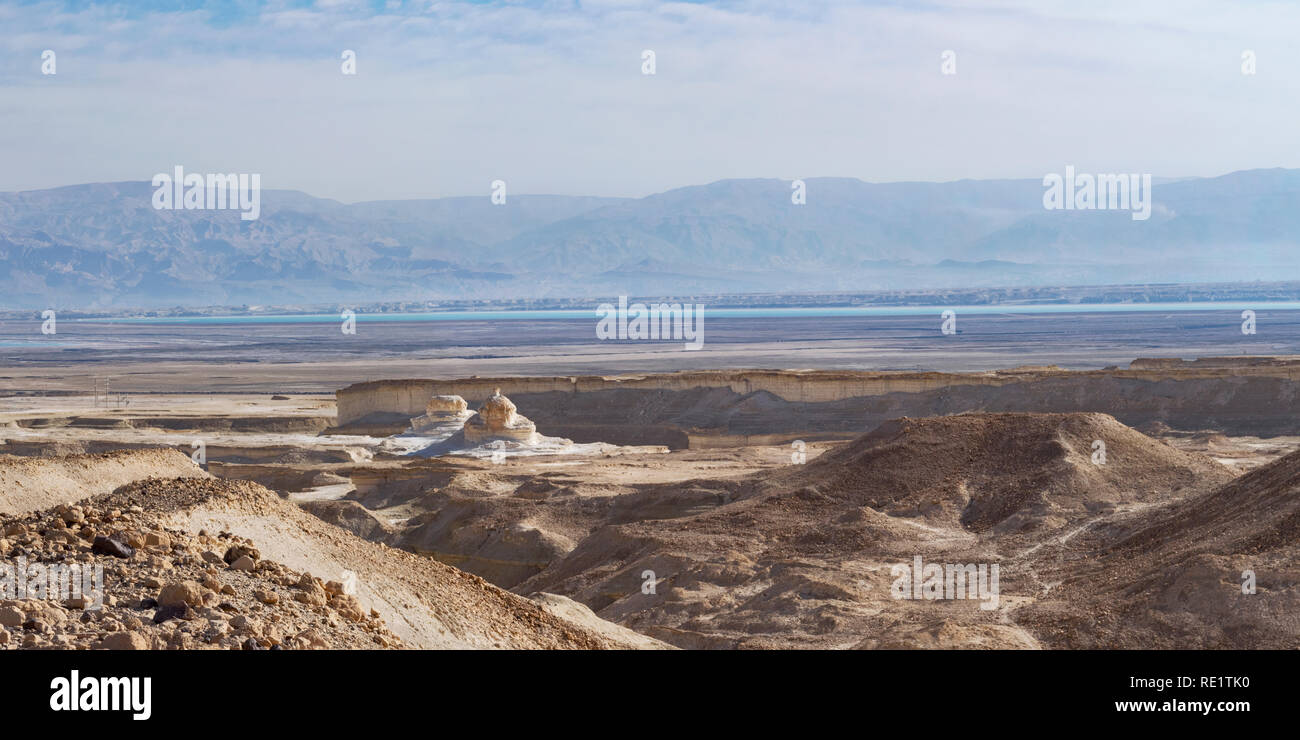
(772, 412, 1234, 534)
(520, 412, 1236, 648)
(1016, 448, 1300, 648)
(0, 449, 207, 517)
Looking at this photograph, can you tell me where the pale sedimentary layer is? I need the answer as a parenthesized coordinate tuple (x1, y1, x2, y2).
(335, 356, 1300, 441)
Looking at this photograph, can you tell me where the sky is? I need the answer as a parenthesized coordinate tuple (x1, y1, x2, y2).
(1, 0, 1298, 202)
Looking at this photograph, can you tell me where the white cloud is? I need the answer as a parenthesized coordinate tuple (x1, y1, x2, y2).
(1, 0, 1298, 201)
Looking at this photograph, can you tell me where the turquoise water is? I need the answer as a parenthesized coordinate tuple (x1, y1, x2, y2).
(80, 301, 1300, 325)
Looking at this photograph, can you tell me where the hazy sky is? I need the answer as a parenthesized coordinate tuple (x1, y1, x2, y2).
(2, 0, 1298, 202)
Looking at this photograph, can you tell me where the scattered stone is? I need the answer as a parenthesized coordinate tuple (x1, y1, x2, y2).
(64, 595, 97, 610)
(330, 594, 366, 623)
(91, 533, 135, 559)
(0, 606, 24, 627)
(223, 544, 260, 564)
(97, 631, 149, 650)
(293, 573, 328, 606)
(158, 580, 205, 608)
(0, 469, 411, 652)
(152, 604, 193, 624)
(295, 628, 328, 649)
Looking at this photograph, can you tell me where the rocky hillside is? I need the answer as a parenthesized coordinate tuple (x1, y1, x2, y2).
(0, 452, 667, 649)
(0, 448, 207, 516)
(0, 491, 404, 650)
(772, 412, 1234, 534)
(368, 412, 1237, 648)
(1017, 446, 1300, 648)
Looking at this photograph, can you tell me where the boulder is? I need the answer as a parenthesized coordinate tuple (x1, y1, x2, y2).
(229, 555, 256, 571)
(330, 594, 366, 622)
(158, 580, 204, 608)
(0, 605, 24, 627)
(293, 573, 328, 606)
(91, 533, 135, 559)
(223, 544, 260, 564)
(97, 631, 149, 650)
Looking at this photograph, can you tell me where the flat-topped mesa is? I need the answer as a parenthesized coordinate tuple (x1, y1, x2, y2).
(425, 395, 468, 415)
(407, 395, 473, 434)
(463, 389, 538, 445)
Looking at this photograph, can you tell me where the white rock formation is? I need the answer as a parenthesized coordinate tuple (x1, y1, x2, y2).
(425, 395, 468, 415)
(406, 395, 473, 434)
(379, 389, 659, 460)
(463, 389, 538, 445)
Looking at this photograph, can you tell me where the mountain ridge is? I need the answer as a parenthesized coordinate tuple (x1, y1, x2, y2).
(3, 168, 1299, 308)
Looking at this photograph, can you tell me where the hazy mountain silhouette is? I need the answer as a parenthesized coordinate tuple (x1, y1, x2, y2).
(3, 169, 1298, 308)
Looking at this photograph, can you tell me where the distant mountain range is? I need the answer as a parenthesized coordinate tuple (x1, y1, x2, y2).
(3, 168, 1300, 309)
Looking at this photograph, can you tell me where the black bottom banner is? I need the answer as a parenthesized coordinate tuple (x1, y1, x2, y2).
(2, 649, 1284, 726)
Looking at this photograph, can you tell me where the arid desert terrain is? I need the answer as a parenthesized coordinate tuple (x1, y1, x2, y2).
(4, 337, 1300, 649)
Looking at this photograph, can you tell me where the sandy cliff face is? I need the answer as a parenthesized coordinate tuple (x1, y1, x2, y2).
(335, 358, 1300, 441)
(335, 370, 1000, 424)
